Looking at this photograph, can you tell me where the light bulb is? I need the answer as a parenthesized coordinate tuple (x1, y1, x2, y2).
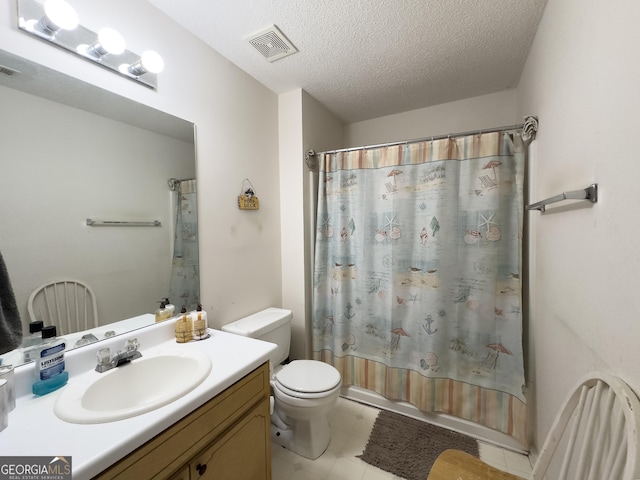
(124, 50, 164, 76)
(140, 50, 164, 74)
(80, 28, 126, 58)
(96, 28, 126, 55)
(41, 0, 79, 33)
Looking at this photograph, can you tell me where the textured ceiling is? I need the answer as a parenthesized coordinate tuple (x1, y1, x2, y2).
(149, 0, 548, 123)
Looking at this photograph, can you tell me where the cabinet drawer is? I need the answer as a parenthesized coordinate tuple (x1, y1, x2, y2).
(94, 362, 270, 480)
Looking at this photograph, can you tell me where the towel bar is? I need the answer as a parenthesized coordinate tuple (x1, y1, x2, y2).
(86, 219, 162, 227)
(526, 184, 598, 213)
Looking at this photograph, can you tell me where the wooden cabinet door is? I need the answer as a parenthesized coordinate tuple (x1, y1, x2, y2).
(189, 397, 271, 480)
(168, 466, 190, 480)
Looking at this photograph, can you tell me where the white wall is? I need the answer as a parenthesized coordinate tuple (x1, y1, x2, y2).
(517, 0, 640, 453)
(0, 0, 282, 331)
(278, 89, 343, 360)
(278, 90, 305, 359)
(0, 86, 193, 327)
(346, 90, 519, 147)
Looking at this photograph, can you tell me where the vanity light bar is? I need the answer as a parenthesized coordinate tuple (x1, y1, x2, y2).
(17, 0, 163, 90)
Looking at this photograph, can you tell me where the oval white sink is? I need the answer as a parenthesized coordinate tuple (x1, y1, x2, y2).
(54, 349, 212, 424)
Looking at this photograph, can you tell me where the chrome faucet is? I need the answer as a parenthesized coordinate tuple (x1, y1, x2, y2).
(95, 337, 142, 373)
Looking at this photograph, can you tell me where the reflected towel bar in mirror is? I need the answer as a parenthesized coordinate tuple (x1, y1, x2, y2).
(86, 219, 162, 227)
(526, 184, 598, 213)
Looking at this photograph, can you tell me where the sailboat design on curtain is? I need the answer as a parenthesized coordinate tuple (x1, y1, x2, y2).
(312, 131, 527, 444)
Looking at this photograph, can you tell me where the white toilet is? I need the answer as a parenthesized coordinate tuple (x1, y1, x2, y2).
(221, 307, 341, 459)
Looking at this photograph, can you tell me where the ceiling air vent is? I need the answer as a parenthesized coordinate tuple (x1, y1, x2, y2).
(0, 64, 20, 77)
(245, 25, 298, 63)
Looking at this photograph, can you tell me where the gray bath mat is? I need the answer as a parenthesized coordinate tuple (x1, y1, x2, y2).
(357, 410, 480, 480)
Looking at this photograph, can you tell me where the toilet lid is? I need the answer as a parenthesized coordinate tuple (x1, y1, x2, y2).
(275, 360, 341, 393)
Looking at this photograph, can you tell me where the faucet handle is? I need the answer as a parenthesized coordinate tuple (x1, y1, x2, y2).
(124, 338, 139, 352)
(96, 347, 112, 365)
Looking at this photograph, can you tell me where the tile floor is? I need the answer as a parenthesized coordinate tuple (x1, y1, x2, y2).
(271, 396, 532, 480)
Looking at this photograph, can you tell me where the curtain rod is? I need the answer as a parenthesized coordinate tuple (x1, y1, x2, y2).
(313, 123, 524, 158)
(305, 116, 538, 171)
(167, 177, 194, 191)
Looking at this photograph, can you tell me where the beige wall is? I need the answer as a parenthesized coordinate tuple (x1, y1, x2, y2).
(0, 0, 282, 330)
(517, 0, 640, 454)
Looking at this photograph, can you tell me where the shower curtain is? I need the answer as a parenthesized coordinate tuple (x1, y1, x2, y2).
(312, 131, 527, 444)
(169, 179, 200, 310)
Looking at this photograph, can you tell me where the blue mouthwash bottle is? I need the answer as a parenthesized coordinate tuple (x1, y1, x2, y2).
(32, 326, 68, 396)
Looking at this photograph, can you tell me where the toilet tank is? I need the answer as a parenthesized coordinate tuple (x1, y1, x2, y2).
(221, 307, 292, 365)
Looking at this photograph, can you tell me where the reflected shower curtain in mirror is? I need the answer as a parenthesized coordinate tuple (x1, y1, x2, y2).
(169, 179, 200, 310)
(312, 132, 527, 444)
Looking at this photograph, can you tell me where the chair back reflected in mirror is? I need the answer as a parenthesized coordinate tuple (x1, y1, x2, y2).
(428, 372, 640, 480)
(28, 279, 98, 336)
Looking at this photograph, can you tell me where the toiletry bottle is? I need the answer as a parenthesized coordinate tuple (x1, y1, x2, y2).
(21, 321, 44, 348)
(32, 326, 68, 396)
(155, 300, 171, 322)
(163, 298, 176, 317)
(22, 321, 45, 362)
(193, 304, 209, 340)
(175, 306, 193, 343)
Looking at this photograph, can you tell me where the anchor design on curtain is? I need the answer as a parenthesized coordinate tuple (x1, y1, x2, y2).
(312, 131, 527, 444)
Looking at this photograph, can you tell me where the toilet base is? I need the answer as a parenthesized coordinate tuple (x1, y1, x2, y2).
(271, 423, 294, 451)
(270, 415, 331, 460)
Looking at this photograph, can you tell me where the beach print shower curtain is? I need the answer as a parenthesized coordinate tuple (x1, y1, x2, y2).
(312, 131, 527, 443)
(169, 179, 200, 310)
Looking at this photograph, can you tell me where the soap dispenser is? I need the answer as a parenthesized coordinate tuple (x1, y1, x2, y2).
(155, 300, 171, 323)
(163, 298, 176, 317)
(193, 304, 209, 340)
(175, 306, 193, 343)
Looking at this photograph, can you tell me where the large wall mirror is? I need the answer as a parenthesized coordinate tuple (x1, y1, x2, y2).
(0, 49, 198, 367)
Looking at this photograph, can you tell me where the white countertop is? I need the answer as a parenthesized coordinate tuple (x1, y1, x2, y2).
(0, 320, 276, 480)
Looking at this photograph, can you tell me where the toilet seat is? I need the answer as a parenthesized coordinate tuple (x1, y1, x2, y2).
(274, 360, 341, 397)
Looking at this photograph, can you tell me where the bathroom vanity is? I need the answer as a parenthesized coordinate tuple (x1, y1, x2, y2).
(95, 362, 271, 480)
(0, 321, 276, 480)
